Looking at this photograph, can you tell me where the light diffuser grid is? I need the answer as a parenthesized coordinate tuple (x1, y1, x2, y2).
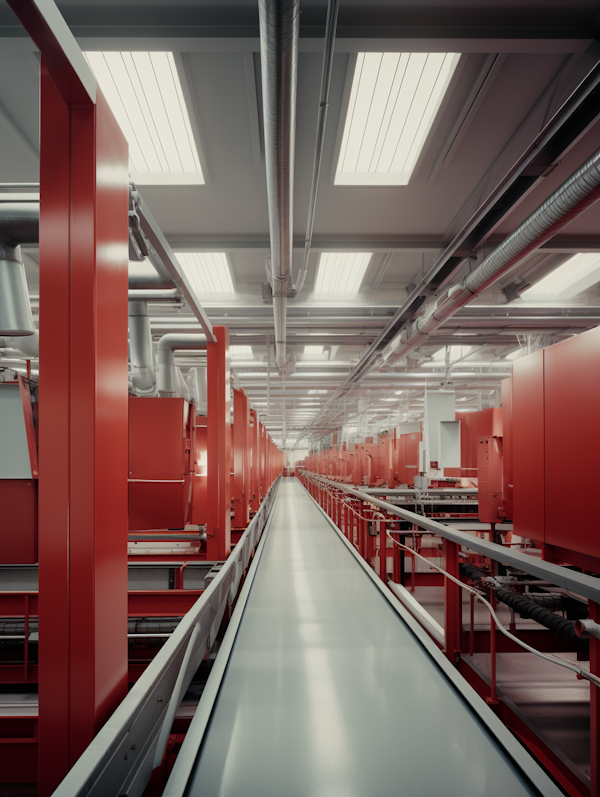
(314, 253, 372, 294)
(85, 52, 204, 183)
(176, 253, 234, 293)
(522, 253, 600, 298)
(336, 52, 459, 186)
(229, 345, 254, 358)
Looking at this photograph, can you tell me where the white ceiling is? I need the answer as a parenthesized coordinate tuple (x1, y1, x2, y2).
(2, 0, 600, 447)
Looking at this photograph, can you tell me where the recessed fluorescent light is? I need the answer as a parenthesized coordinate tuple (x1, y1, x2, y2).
(304, 345, 324, 355)
(308, 390, 328, 394)
(176, 253, 234, 294)
(229, 345, 254, 359)
(84, 52, 204, 185)
(382, 397, 399, 402)
(314, 253, 372, 294)
(335, 52, 459, 186)
(522, 253, 600, 298)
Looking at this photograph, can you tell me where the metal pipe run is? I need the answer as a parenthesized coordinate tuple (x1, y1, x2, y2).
(0, 203, 38, 336)
(129, 301, 156, 395)
(157, 333, 208, 398)
(380, 145, 600, 368)
(293, 0, 340, 296)
(259, 0, 300, 372)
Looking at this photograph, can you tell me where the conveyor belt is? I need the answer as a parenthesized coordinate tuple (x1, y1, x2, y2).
(167, 480, 561, 797)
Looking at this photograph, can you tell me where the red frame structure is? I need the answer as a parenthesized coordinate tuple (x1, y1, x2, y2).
(2, 4, 130, 792)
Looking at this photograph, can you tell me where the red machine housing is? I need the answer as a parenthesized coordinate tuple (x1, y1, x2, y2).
(128, 397, 196, 530)
(510, 326, 600, 567)
(477, 436, 503, 524)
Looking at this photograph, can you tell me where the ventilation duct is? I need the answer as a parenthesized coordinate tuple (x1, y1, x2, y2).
(380, 145, 600, 369)
(157, 334, 207, 398)
(187, 365, 208, 415)
(128, 301, 157, 395)
(0, 203, 38, 336)
(259, 0, 300, 372)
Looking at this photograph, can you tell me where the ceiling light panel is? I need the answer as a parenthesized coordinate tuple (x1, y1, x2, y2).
(85, 52, 204, 184)
(229, 345, 254, 359)
(176, 253, 234, 294)
(522, 253, 600, 298)
(335, 52, 459, 186)
(314, 253, 372, 294)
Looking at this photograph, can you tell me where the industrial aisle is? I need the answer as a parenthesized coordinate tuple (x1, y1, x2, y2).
(182, 480, 555, 797)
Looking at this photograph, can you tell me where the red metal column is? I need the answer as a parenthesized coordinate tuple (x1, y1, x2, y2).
(207, 326, 231, 560)
(259, 423, 266, 499)
(233, 389, 249, 529)
(37, 66, 129, 795)
(250, 409, 260, 513)
(444, 540, 461, 662)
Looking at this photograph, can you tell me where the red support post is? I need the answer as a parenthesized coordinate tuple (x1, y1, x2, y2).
(36, 61, 129, 796)
(443, 540, 461, 662)
(206, 326, 231, 560)
(233, 389, 250, 529)
(250, 409, 260, 513)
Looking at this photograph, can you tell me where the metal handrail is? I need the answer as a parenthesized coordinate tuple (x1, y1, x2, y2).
(53, 476, 281, 797)
(300, 470, 600, 603)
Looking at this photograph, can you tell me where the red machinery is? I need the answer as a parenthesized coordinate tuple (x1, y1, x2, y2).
(0, 377, 38, 564)
(508, 325, 600, 570)
(128, 397, 196, 531)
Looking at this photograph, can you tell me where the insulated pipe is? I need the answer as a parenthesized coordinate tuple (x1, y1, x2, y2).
(0, 330, 39, 358)
(0, 203, 38, 336)
(380, 145, 600, 368)
(157, 333, 208, 397)
(259, 0, 300, 371)
(128, 301, 156, 394)
(293, 0, 340, 296)
(128, 288, 181, 302)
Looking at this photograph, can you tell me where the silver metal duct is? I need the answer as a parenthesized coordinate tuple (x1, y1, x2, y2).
(157, 333, 207, 398)
(259, 0, 300, 371)
(187, 365, 208, 415)
(128, 288, 181, 302)
(293, 0, 340, 296)
(129, 301, 156, 395)
(380, 144, 600, 368)
(0, 330, 39, 358)
(0, 203, 38, 336)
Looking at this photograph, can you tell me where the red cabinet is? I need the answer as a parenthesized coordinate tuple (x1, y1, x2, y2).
(128, 397, 195, 530)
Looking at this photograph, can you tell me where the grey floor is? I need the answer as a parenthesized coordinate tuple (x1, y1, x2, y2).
(186, 480, 552, 797)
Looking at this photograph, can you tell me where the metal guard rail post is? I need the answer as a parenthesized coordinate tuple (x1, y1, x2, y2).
(299, 470, 600, 603)
(52, 476, 282, 797)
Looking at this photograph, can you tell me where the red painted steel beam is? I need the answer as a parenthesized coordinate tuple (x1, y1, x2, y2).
(127, 591, 202, 617)
(207, 327, 231, 560)
(233, 389, 250, 529)
(4, 0, 95, 106)
(7, 3, 131, 786)
(250, 409, 260, 513)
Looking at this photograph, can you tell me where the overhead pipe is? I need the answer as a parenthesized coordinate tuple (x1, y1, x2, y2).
(380, 145, 600, 369)
(157, 333, 207, 398)
(258, 0, 300, 372)
(0, 203, 38, 336)
(293, 0, 340, 296)
(128, 301, 157, 395)
(187, 365, 208, 415)
(128, 288, 182, 302)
